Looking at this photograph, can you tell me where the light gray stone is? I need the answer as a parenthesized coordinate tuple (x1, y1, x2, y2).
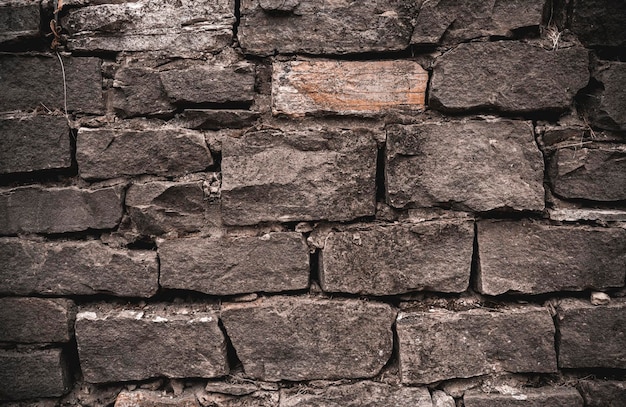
(0, 185, 123, 235)
(221, 124, 378, 225)
(320, 220, 474, 295)
(432, 390, 455, 407)
(464, 388, 583, 407)
(159, 232, 310, 295)
(477, 220, 626, 295)
(114, 390, 200, 407)
(430, 42, 589, 113)
(397, 307, 557, 384)
(0, 297, 75, 343)
(385, 119, 544, 212)
(76, 303, 228, 383)
(221, 297, 396, 381)
(0, 238, 158, 297)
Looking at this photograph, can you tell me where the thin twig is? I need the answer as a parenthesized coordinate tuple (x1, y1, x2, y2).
(55, 51, 71, 127)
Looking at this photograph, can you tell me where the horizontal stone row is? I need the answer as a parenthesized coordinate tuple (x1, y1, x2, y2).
(2, 297, 622, 401)
(2, 219, 625, 297)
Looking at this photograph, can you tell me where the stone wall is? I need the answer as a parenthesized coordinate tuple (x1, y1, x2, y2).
(1, 0, 625, 406)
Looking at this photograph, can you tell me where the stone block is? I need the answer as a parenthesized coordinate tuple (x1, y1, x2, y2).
(75, 303, 228, 383)
(429, 42, 589, 113)
(159, 232, 309, 295)
(199, 391, 278, 407)
(557, 299, 626, 369)
(548, 144, 626, 201)
(77, 126, 213, 180)
(221, 124, 378, 225)
(64, 0, 235, 53)
(320, 220, 473, 296)
(588, 62, 626, 131)
(126, 179, 220, 236)
(0, 297, 75, 343)
(477, 220, 626, 295)
(578, 380, 626, 407)
(0, 115, 71, 174)
(571, 0, 626, 48)
(463, 388, 583, 407)
(114, 390, 200, 407)
(0, 238, 158, 297)
(0, 349, 69, 401)
(0, 54, 103, 114)
(411, 0, 544, 45)
(280, 382, 431, 407)
(176, 109, 260, 130)
(221, 297, 396, 381)
(0, 0, 40, 44)
(272, 60, 427, 116)
(238, 0, 415, 55)
(0, 185, 123, 235)
(385, 119, 544, 212)
(397, 306, 557, 384)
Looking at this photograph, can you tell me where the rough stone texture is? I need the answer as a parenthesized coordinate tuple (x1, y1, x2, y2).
(114, 390, 200, 407)
(385, 119, 544, 212)
(432, 390, 455, 407)
(548, 208, 626, 222)
(0, 0, 40, 44)
(176, 109, 260, 130)
(570, 0, 626, 48)
(0, 349, 69, 401)
(77, 126, 213, 180)
(279, 382, 431, 407)
(477, 220, 626, 295)
(578, 380, 626, 407)
(0, 185, 123, 235)
(411, 0, 544, 45)
(0, 55, 103, 114)
(221, 297, 396, 381)
(463, 388, 583, 407)
(238, 0, 415, 56)
(557, 299, 626, 369)
(429, 42, 589, 113)
(549, 144, 626, 201)
(221, 125, 377, 225)
(320, 220, 473, 295)
(588, 62, 626, 131)
(111, 65, 174, 118)
(75, 303, 228, 383)
(159, 233, 309, 295)
(397, 307, 557, 384)
(64, 0, 235, 53)
(0, 297, 75, 343)
(199, 391, 279, 407)
(272, 60, 427, 116)
(126, 179, 219, 236)
(0, 115, 71, 174)
(0, 238, 158, 297)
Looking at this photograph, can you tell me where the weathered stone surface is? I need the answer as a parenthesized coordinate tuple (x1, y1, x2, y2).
(477, 220, 626, 295)
(549, 144, 626, 201)
(176, 109, 260, 130)
(385, 119, 544, 212)
(432, 390, 455, 407)
(221, 297, 396, 381)
(115, 390, 200, 407)
(0, 349, 69, 400)
(111, 65, 174, 118)
(238, 0, 415, 56)
(0, 297, 75, 343)
(76, 303, 228, 383)
(548, 208, 626, 222)
(463, 388, 583, 407)
(272, 60, 427, 116)
(0, 55, 103, 114)
(126, 179, 220, 236)
(0, 238, 158, 297)
(77, 126, 213, 180)
(430, 42, 589, 113)
(0, 115, 71, 174)
(557, 299, 626, 369)
(320, 220, 473, 295)
(571, 0, 626, 48)
(280, 382, 431, 407)
(221, 125, 377, 225)
(0, 0, 40, 44)
(588, 62, 626, 131)
(411, 0, 544, 45)
(159, 233, 309, 295)
(0, 185, 123, 235)
(397, 307, 557, 384)
(64, 0, 235, 53)
(578, 380, 626, 407)
(199, 391, 278, 407)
